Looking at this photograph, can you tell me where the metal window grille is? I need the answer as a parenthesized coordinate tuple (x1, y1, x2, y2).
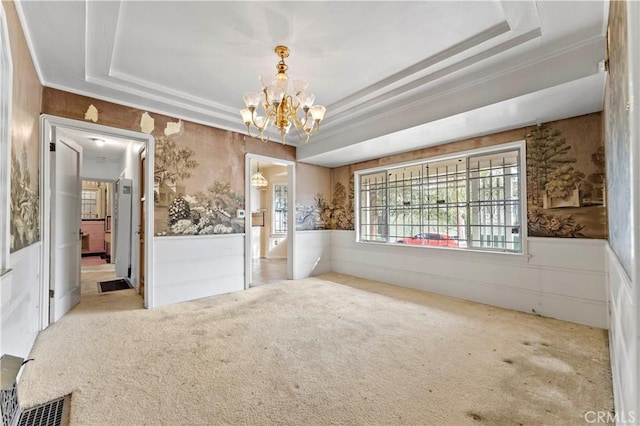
(358, 148, 521, 253)
(273, 184, 287, 234)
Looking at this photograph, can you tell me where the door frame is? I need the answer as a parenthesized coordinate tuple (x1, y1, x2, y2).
(244, 153, 296, 289)
(40, 115, 156, 329)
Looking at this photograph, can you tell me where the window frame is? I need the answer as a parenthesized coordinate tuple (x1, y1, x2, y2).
(272, 183, 288, 235)
(354, 141, 528, 256)
(81, 188, 100, 219)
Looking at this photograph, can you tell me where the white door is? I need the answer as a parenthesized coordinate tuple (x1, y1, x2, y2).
(49, 137, 83, 323)
(114, 178, 132, 278)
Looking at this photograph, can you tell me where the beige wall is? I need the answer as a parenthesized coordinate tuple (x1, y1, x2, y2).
(296, 162, 332, 206)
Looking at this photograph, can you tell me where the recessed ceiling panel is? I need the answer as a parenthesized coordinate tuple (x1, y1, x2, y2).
(108, 1, 507, 107)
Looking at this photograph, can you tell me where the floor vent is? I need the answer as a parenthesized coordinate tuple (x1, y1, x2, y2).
(16, 395, 70, 426)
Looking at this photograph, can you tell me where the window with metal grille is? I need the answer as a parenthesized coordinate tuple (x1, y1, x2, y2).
(357, 143, 524, 253)
(81, 189, 98, 219)
(273, 184, 287, 234)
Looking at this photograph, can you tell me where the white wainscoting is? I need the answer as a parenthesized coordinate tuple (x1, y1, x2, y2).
(606, 245, 639, 424)
(1, 243, 41, 358)
(153, 234, 245, 307)
(293, 230, 332, 279)
(332, 231, 607, 328)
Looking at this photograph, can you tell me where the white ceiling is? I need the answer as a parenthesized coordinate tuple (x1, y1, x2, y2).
(58, 127, 134, 164)
(16, 1, 608, 167)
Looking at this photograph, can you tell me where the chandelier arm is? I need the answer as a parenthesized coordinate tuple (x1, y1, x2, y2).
(294, 126, 311, 144)
(309, 120, 320, 135)
(245, 124, 261, 139)
(289, 106, 308, 131)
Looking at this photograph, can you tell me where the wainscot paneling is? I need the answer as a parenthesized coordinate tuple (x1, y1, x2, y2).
(1, 243, 41, 358)
(293, 230, 332, 279)
(606, 245, 638, 424)
(332, 231, 607, 328)
(153, 234, 244, 307)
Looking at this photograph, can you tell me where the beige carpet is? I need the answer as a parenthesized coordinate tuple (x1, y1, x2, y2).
(18, 272, 612, 425)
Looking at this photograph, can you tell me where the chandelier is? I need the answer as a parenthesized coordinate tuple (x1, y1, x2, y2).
(250, 162, 268, 188)
(240, 45, 326, 144)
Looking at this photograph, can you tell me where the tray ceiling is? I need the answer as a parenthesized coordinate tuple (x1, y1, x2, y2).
(16, 1, 608, 167)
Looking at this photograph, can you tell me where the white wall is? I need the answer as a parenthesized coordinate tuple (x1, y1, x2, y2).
(332, 231, 607, 328)
(153, 234, 244, 307)
(607, 246, 638, 424)
(1, 244, 41, 358)
(82, 157, 121, 181)
(293, 230, 332, 279)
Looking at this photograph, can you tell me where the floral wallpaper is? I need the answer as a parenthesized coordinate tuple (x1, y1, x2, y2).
(153, 135, 245, 236)
(6, 0, 42, 253)
(10, 142, 39, 251)
(525, 117, 606, 239)
(296, 179, 354, 231)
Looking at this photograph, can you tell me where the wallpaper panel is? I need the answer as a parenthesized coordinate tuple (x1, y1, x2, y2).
(604, 0, 632, 276)
(330, 113, 606, 239)
(4, 0, 42, 253)
(41, 88, 297, 236)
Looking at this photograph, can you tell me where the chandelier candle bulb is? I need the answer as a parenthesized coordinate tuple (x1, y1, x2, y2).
(310, 105, 327, 122)
(240, 45, 327, 144)
(240, 109, 253, 125)
(293, 80, 308, 94)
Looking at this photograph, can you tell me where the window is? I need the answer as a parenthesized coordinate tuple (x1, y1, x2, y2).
(81, 189, 99, 219)
(273, 184, 287, 234)
(357, 144, 524, 253)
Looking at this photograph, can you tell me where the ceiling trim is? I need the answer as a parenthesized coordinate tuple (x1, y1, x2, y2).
(314, 36, 603, 148)
(326, 27, 543, 126)
(298, 73, 605, 168)
(328, 21, 512, 113)
(85, 1, 239, 122)
(42, 80, 249, 135)
(13, 1, 44, 85)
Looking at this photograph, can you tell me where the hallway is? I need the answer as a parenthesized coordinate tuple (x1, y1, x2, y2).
(79, 261, 141, 308)
(251, 258, 287, 287)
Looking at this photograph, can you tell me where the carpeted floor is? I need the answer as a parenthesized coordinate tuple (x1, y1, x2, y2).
(17, 273, 612, 425)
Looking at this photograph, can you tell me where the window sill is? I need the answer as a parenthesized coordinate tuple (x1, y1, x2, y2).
(355, 239, 529, 260)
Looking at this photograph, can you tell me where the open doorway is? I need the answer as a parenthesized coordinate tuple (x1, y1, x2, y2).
(245, 154, 295, 288)
(80, 180, 113, 265)
(80, 180, 115, 279)
(40, 115, 154, 327)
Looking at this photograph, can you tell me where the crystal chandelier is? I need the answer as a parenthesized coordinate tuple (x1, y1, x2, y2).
(240, 45, 327, 144)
